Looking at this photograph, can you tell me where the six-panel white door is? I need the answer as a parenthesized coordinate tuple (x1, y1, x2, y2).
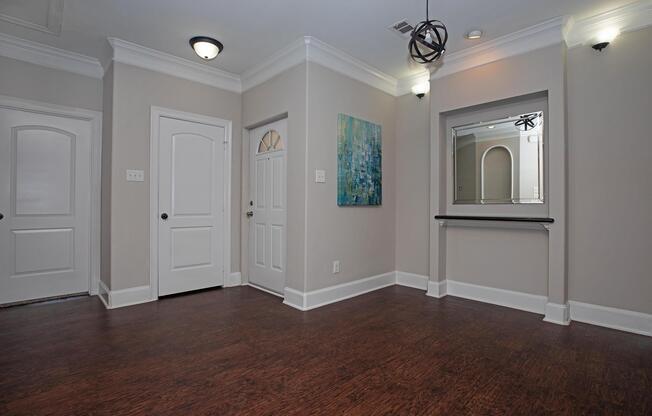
(157, 116, 226, 296)
(248, 119, 287, 294)
(0, 107, 91, 304)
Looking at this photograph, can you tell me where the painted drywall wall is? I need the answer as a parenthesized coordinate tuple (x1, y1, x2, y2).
(395, 93, 430, 276)
(429, 44, 567, 304)
(100, 63, 113, 288)
(242, 63, 307, 292)
(108, 62, 242, 291)
(306, 62, 396, 291)
(0, 55, 102, 111)
(567, 26, 652, 314)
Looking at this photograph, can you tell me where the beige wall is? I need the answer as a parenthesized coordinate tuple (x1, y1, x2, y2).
(0, 55, 102, 111)
(242, 63, 307, 292)
(567, 26, 652, 314)
(108, 62, 242, 290)
(306, 63, 396, 291)
(395, 94, 430, 276)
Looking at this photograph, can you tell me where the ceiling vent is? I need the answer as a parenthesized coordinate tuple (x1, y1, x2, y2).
(388, 19, 414, 38)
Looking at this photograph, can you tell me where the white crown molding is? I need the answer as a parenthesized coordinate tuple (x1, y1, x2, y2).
(396, 71, 430, 97)
(0, 0, 63, 36)
(108, 37, 242, 93)
(565, 0, 652, 47)
(241, 37, 307, 92)
(0, 32, 103, 78)
(242, 36, 402, 96)
(431, 17, 567, 80)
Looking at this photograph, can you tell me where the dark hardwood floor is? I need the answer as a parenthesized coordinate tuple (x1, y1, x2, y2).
(1, 286, 650, 415)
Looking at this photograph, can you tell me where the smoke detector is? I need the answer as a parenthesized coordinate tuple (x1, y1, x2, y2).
(388, 19, 414, 38)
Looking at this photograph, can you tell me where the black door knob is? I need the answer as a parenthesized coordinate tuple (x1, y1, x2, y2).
(160, 213, 168, 220)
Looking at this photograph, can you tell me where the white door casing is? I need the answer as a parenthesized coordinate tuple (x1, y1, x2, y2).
(150, 108, 231, 298)
(0, 97, 101, 304)
(248, 119, 287, 294)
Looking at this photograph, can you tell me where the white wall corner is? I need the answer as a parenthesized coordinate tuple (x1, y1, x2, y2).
(107, 37, 242, 93)
(431, 17, 566, 80)
(543, 302, 571, 326)
(225, 272, 242, 287)
(396, 271, 429, 290)
(570, 301, 652, 337)
(0, 32, 104, 78)
(565, 1, 652, 48)
(426, 280, 447, 299)
(97, 281, 154, 310)
(283, 287, 308, 311)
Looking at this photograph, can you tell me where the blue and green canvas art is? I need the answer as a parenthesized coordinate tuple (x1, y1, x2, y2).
(337, 114, 382, 206)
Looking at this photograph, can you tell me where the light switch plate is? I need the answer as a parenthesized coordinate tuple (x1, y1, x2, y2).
(315, 169, 326, 183)
(332, 260, 340, 274)
(126, 169, 145, 182)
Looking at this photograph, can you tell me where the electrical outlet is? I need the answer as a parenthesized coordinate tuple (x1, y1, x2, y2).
(315, 169, 326, 183)
(332, 260, 340, 274)
(126, 169, 145, 182)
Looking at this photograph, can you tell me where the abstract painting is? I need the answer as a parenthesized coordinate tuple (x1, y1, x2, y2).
(337, 114, 382, 206)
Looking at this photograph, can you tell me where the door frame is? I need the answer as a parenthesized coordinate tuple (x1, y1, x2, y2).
(245, 117, 288, 295)
(0, 94, 102, 296)
(149, 106, 232, 300)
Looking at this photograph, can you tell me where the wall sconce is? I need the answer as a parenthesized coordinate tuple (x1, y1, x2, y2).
(411, 82, 430, 99)
(592, 28, 620, 51)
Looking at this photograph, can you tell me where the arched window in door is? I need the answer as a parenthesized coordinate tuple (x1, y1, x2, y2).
(257, 130, 284, 154)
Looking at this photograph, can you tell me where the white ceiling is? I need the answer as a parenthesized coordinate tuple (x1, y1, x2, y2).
(0, 0, 638, 79)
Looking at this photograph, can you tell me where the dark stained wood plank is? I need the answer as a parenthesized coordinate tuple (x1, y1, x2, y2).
(0, 286, 650, 415)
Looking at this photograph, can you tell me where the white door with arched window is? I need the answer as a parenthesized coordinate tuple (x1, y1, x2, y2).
(248, 119, 287, 294)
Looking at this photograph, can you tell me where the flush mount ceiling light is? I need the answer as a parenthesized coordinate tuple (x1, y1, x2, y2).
(189, 36, 223, 60)
(408, 0, 448, 64)
(592, 28, 620, 51)
(465, 30, 483, 40)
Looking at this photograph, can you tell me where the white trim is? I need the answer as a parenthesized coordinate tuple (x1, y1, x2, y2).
(0, 32, 103, 78)
(225, 272, 242, 287)
(99, 281, 153, 309)
(149, 107, 232, 300)
(248, 282, 284, 298)
(565, 1, 652, 48)
(282, 272, 396, 311)
(431, 17, 566, 80)
(396, 271, 428, 290)
(241, 38, 308, 92)
(0, 0, 63, 35)
(242, 36, 401, 96)
(445, 279, 548, 315)
(426, 280, 447, 299)
(0, 95, 102, 298)
(544, 302, 570, 325)
(108, 38, 241, 93)
(396, 71, 430, 97)
(570, 301, 652, 337)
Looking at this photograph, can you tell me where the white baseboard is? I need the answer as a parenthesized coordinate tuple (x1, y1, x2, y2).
(543, 302, 570, 325)
(98, 280, 153, 309)
(445, 279, 548, 315)
(225, 272, 242, 287)
(570, 301, 652, 337)
(396, 271, 428, 290)
(426, 280, 447, 298)
(283, 271, 396, 311)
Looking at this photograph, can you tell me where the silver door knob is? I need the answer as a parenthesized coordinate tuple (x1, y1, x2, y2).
(246, 211, 253, 218)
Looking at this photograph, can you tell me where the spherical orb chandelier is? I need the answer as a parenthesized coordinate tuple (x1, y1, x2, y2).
(514, 113, 541, 131)
(408, 0, 448, 64)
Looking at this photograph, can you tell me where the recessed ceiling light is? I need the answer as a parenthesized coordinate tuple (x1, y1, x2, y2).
(465, 30, 483, 40)
(189, 36, 223, 60)
(487, 125, 495, 129)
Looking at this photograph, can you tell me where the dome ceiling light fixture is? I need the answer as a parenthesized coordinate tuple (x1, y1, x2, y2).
(408, 0, 449, 65)
(189, 36, 223, 60)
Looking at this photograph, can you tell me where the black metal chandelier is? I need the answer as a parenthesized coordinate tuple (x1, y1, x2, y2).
(408, 0, 448, 64)
(514, 113, 541, 131)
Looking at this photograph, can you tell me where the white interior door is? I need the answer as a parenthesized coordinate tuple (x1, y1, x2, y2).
(157, 116, 226, 296)
(248, 119, 287, 294)
(0, 107, 91, 304)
